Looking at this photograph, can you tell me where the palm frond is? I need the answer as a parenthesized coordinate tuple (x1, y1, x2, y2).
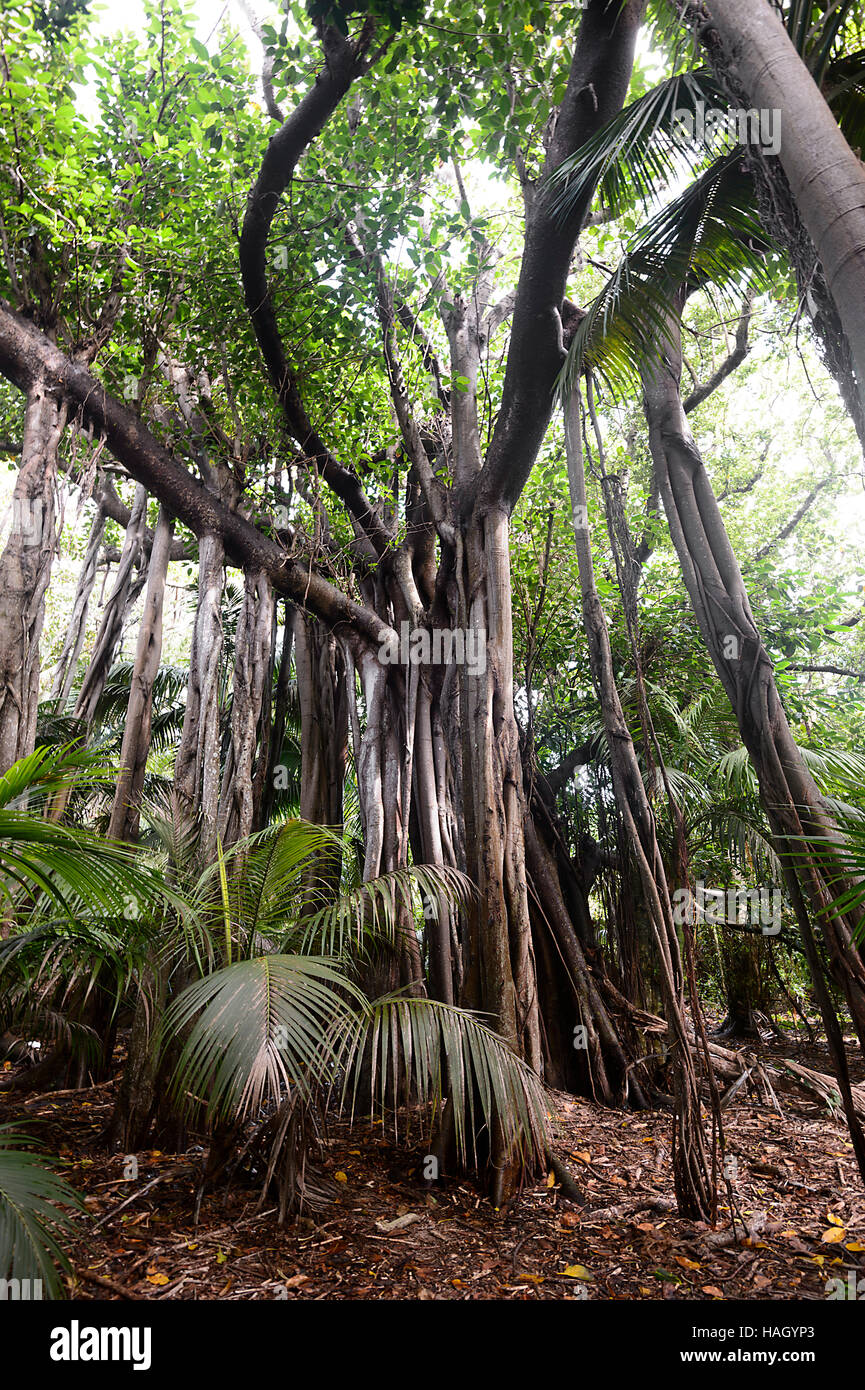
(336, 994, 550, 1172)
(163, 955, 365, 1123)
(548, 69, 727, 225)
(92, 663, 188, 734)
(193, 820, 344, 950)
(0, 810, 167, 922)
(294, 863, 474, 957)
(713, 745, 760, 798)
(798, 746, 865, 791)
(0, 744, 108, 811)
(0, 1125, 82, 1298)
(557, 155, 772, 402)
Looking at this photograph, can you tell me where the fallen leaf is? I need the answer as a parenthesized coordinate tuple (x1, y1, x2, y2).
(701, 1285, 724, 1298)
(675, 1256, 701, 1271)
(334, 1171, 348, 1183)
(146, 1272, 169, 1286)
(821, 1227, 847, 1243)
(562, 1264, 592, 1280)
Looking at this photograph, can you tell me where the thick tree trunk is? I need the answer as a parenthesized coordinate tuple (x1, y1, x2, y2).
(107, 505, 174, 843)
(174, 532, 225, 862)
(294, 610, 348, 900)
(701, 0, 865, 424)
(295, 611, 347, 825)
(258, 600, 295, 828)
(411, 674, 457, 1004)
(50, 502, 106, 706)
(0, 381, 66, 773)
(456, 508, 542, 1078)
(354, 646, 424, 992)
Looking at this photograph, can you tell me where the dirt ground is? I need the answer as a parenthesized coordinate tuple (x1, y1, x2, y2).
(3, 1030, 863, 1301)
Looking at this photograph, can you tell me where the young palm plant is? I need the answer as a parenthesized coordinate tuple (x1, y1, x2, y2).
(159, 820, 550, 1216)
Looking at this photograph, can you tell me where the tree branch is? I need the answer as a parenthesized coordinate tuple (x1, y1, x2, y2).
(238, 20, 390, 557)
(751, 475, 834, 563)
(788, 664, 865, 682)
(476, 0, 646, 516)
(683, 296, 753, 414)
(0, 299, 387, 648)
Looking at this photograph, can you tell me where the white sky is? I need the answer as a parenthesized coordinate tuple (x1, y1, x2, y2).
(92, 0, 259, 45)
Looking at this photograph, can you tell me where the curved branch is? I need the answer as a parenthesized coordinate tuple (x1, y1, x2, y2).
(477, 0, 646, 516)
(238, 21, 390, 556)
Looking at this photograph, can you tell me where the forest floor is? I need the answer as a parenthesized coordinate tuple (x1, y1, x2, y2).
(3, 1027, 863, 1302)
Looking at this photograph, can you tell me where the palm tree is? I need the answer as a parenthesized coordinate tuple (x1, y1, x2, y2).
(155, 819, 550, 1216)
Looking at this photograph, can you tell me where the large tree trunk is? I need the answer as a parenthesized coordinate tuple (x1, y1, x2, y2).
(353, 645, 424, 993)
(701, 0, 865, 425)
(455, 508, 541, 1075)
(295, 611, 346, 829)
(107, 504, 174, 843)
(293, 610, 348, 902)
(174, 531, 225, 863)
(258, 599, 295, 829)
(0, 381, 66, 773)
